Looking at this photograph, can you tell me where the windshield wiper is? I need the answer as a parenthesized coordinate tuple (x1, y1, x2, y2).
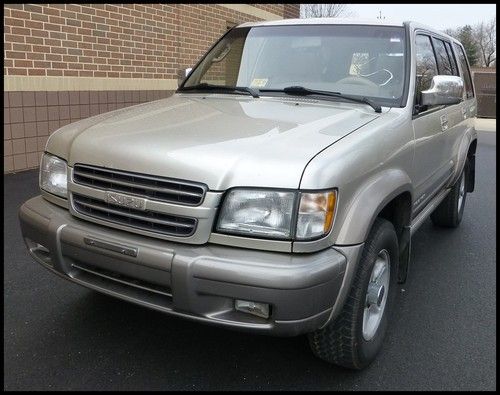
(261, 86, 382, 113)
(178, 83, 260, 98)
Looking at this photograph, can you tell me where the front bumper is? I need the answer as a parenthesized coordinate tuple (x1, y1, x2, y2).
(19, 196, 349, 336)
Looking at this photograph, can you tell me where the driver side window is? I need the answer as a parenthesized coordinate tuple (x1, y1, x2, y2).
(415, 34, 438, 99)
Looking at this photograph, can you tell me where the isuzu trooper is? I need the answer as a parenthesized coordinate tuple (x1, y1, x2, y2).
(19, 18, 477, 369)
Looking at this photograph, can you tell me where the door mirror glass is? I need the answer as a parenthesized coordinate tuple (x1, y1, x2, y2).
(421, 75, 464, 106)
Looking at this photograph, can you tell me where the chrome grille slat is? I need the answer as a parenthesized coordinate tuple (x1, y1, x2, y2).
(75, 170, 203, 198)
(76, 199, 194, 228)
(73, 193, 197, 237)
(73, 164, 206, 206)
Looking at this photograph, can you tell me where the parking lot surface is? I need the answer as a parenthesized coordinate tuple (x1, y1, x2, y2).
(4, 132, 496, 390)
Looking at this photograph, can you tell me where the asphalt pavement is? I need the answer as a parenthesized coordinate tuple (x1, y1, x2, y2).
(3, 131, 496, 390)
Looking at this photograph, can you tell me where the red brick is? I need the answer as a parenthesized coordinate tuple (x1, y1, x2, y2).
(3, 3, 294, 88)
(5, 17, 24, 26)
(47, 69, 63, 76)
(6, 51, 26, 59)
(11, 27, 30, 35)
(14, 60, 33, 68)
(4, 34, 25, 43)
(11, 10, 30, 19)
(8, 68, 28, 75)
(28, 68, 46, 76)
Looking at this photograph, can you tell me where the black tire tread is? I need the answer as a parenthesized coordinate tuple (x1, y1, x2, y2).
(430, 163, 467, 228)
(308, 218, 397, 369)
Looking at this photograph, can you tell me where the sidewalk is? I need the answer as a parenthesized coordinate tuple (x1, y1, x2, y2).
(475, 118, 496, 132)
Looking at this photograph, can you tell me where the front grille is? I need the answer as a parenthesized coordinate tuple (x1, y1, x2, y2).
(73, 164, 206, 206)
(72, 193, 197, 237)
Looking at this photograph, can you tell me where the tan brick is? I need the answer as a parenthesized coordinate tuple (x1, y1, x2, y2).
(4, 140, 13, 156)
(26, 152, 40, 168)
(11, 123, 24, 138)
(24, 122, 37, 137)
(25, 137, 38, 153)
(13, 153, 27, 170)
(12, 139, 26, 154)
(37, 135, 49, 151)
(4, 156, 14, 172)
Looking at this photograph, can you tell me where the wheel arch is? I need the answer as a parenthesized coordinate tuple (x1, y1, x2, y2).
(334, 168, 413, 283)
(335, 168, 413, 246)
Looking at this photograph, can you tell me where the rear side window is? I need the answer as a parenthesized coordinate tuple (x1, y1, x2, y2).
(444, 41, 459, 76)
(432, 38, 454, 75)
(415, 34, 438, 95)
(454, 43, 474, 98)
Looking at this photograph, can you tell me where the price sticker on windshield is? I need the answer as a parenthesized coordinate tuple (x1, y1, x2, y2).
(250, 78, 268, 88)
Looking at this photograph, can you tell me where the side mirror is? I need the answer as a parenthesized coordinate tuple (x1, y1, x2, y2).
(421, 75, 464, 106)
(177, 68, 193, 86)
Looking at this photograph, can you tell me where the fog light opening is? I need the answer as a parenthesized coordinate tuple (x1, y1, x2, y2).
(25, 238, 52, 266)
(235, 300, 270, 319)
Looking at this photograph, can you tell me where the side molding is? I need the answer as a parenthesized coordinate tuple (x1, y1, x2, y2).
(398, 226, 411, 283)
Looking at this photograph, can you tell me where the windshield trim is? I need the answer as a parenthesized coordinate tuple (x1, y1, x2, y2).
(178, 24, 410, 108)
(177, 26, 235, 91)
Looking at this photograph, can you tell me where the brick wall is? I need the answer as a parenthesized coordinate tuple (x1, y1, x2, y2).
(3, 3, 300, 173)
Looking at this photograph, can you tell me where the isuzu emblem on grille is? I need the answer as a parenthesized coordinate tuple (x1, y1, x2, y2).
(104, 191, 146, 210)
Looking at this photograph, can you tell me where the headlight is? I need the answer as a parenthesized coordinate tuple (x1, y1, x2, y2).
(216, 189, 337, 240)
(217, 190, 296, 239)
(39, 153, 68, 198)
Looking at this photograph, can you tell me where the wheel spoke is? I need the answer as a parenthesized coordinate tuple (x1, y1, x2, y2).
(363, 249, 390, 341)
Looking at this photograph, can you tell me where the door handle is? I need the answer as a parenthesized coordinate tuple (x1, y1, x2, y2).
(440, 114, 448, 131)
(461, 107, 468, 119)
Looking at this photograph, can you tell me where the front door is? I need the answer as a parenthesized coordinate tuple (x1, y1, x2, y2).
(411, 33, 460, 215)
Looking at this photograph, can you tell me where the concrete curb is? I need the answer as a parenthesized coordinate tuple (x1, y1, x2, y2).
(475, 118, 496, 133)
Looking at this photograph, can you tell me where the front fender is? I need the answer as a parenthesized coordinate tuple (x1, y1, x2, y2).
(335, 168, 413, 245)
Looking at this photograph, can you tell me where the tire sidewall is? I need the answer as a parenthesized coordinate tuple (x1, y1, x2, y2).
(355, 222, 399, 367)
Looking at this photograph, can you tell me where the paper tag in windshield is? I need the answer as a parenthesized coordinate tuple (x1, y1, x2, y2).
(390, 37, 401, 42)
(250, 78, 268, 88)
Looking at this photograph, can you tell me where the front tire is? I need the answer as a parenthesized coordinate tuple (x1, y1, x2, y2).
(308, 218, 399, 369)
(430, 162, 468, 228)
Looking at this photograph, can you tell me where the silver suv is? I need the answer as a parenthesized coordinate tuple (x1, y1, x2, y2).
(19, 18, 477, 369)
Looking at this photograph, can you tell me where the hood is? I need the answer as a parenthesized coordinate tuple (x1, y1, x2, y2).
(47, 93, 380, 190)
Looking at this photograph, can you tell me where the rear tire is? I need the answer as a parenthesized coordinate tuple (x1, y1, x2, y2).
(308, 218, 399, 370)
(430, 162, 468, 228)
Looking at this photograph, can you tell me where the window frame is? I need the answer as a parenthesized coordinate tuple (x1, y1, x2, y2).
(413, 29, 466, 116)
(453, 42, 475, 99)
(431, 36, 455, 76)
(413, 32, 440, 114)
(444, 40, 459, 76)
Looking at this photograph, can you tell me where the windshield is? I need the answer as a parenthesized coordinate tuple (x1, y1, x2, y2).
(181, 24, 407, 106)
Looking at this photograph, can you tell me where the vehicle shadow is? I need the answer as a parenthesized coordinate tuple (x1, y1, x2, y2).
(53, 289, 367, 390)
